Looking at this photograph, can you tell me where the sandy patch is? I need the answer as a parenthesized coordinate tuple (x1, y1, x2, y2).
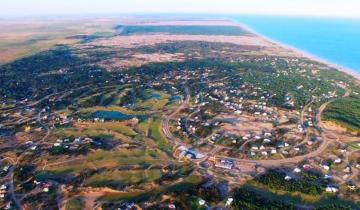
(95, 34, 269, 48)
(101, 52, 186, 69)
(218, 114, 273, 136)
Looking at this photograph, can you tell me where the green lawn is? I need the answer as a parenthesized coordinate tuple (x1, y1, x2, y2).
(86, 169, 162, 187)
(80, 106, 145, 116)
(85, 122, 137, 137)
(138, 118, 153, 136)
(65, 197, 83, 210)
(150, 118, 171, 152)
(47, 149, 159, 174)
(99, 174, 203, 202)
(349, 142, 360, 149)
(137, 90, 171, 110)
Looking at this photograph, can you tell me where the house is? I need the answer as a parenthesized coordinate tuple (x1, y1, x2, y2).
(178, 146, 204, 159)
(215, 159, 235, 170)
(198, 199, 206, 206)
(348, 184, 356, 191)
(322, 165, 330, 171)
(263, 138, 271, 143)
(343, 167, 351, 173)
(225, 198, 234, 206)
(251, 146, 259, 151)
(53, 143, 61, 147)
(293, 168, 301, 173)
(282, 150, 289, 155)
(325, 186, 339, 193)
(302, 164, 312, 170)
(334, 158, 342, 164)
(264, 132, 272, 137)
(324, 174, 332, 179)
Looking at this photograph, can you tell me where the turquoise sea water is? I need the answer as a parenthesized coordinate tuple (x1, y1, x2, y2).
(232, 15, 360, 75)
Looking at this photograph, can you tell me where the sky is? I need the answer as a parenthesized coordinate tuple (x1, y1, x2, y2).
(2, 0, 360, 18)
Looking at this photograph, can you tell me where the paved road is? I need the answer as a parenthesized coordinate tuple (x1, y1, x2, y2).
(162, 87, 190, 147)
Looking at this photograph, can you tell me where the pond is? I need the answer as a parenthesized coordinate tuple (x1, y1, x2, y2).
(90, 110, 139, 120)
(170, 95, 182, 102)
(149, 93, 161, 99)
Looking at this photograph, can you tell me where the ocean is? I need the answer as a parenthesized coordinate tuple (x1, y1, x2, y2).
(232, 15, 360, 75)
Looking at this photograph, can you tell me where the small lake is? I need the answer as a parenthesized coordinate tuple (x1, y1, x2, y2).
(149, 93, 161, 99)
(91, 110, 141, 121)
(170, 95, 182, 102)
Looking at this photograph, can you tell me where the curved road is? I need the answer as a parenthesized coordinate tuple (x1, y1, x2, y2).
(162, 87, 351, 167)
(162, 87, 190, 147)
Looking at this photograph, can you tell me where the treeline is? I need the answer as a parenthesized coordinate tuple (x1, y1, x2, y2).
(232, 187, 355, 210)
(323, 96, 360, 132)
(232, 188, 294, 210)
(254, 170, 323, 195)
(0, 45, 112, 100)
(115, 25, 248, 36)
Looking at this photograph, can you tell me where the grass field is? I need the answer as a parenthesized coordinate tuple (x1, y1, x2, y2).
(138, 97, 169, 110)
(349, 142, 360, 149)
(116, 25, 248, 36)
(138, 118, 153, 136)
(47, 149, 160, 174)
(86, 169, 162, 187)
(150, 118, 171, 152)
(323, 96, 360, 132)
(55, 127, 114, 139)
(83, 122, 137, 137)
(80, 106, 145, 116)
(100, 174, 203, 202)
(137, 90, 171, 110)
(65, 197, 83, 210)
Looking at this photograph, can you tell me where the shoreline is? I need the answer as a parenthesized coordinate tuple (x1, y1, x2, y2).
(231, 19, 360, 81)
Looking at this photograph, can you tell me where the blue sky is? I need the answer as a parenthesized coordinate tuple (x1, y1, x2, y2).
(2, 0, 360, 17)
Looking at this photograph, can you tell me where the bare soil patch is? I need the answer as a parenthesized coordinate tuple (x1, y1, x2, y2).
(100, 52, 186, 69)
(218, 114, 274, 136)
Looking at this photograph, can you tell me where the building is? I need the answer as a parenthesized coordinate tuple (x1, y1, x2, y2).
(215, 159, 235, 170)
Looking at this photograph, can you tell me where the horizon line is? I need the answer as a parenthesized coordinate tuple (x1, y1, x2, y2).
(1, 12, 360, 20)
